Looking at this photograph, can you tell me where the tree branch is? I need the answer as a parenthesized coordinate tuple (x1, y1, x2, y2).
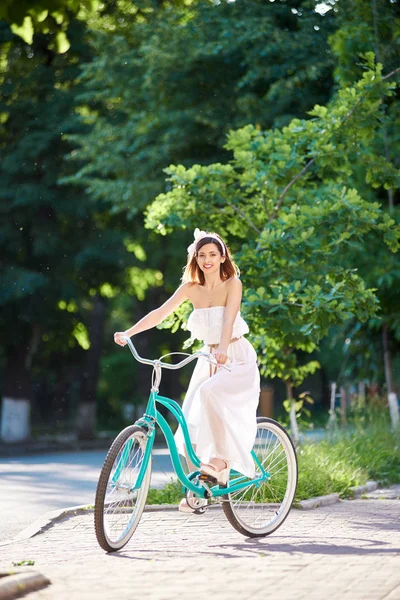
(225, 201, 261, 234)
(382, 65, 400, 81)
(261, 194, 267, 213)
(266, 64, 400, 226)
(268, 158, 315, 224)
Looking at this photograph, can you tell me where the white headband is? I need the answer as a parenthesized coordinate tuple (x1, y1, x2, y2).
(187, 228, 225, 257)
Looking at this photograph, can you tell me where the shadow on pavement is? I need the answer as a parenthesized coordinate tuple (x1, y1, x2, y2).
(105, 536, 400, 561)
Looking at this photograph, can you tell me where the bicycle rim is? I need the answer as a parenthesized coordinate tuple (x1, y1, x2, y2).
(94, 425, 152, 551)
(222, 417, 298, 537)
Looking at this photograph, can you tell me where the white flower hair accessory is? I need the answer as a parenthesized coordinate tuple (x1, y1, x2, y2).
(187, 228, 225, 257)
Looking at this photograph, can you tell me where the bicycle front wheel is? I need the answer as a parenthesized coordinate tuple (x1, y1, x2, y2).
(94, 425, 152, 552)
(222, 417, 298, 537)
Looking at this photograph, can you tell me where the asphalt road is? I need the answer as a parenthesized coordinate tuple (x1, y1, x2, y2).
(0, 448, 174, 542)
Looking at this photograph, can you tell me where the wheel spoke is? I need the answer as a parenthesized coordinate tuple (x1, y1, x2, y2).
(94, 427, 151, 551)
(222, 419, 297, 537)
(104, 440, 144, 539)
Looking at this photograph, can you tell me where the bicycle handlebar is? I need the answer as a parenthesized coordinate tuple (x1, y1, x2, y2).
(123, 336, 231, 371)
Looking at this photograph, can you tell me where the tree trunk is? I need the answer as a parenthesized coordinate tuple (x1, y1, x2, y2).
(382, 324, 400, 429)
(286, 382, 299, 444)
(339, 386, 347, 428)
(328, 381, 337, 428)
(77, 295, 106, 440)
(1, 343, 33, 442)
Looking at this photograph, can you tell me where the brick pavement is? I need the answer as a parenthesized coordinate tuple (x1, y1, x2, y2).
(0, 493, 399, 600)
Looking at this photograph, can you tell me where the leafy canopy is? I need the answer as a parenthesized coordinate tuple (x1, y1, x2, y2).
(146, 57, 400, 387)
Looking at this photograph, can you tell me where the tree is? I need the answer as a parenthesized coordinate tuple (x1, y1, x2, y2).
(58, 0, 345, 436)
(0, 19, 161, 440)
(317, 0, 400, 427)
(145, 58, 400, 438)
(65, 0, 337, 218)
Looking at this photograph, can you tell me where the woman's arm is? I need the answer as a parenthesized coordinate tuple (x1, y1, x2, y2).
(214, 278, 242, 364)
(114, 283, 190, 346)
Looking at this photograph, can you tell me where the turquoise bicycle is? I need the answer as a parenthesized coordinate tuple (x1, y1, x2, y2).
(94, 337, 298, 552)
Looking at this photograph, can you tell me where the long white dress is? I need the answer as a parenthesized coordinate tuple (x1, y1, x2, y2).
(175, 306, 260, 478)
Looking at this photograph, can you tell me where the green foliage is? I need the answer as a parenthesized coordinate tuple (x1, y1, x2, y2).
(283, 391, 314, 427)
(314, 0, 400, 390)
(0, 0, 99, 51)
(146, 60, 400, 392)
(0, 17, 162, 325)
(297, 406, 400, 500)
(330, 0, 400, 85)
(295, 441, 367, 500)
(0, 18, 162, 424)
(342, 409, 400, 484)
(65, 0, 336, 217)
(0, 20, 97, 353)
(2, 0, 400, 431)
(146, 478, 182, 505)
(63, 0, 399, 415)
(12, 559, 35, 567)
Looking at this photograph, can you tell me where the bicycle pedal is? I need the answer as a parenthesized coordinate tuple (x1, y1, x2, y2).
(199, 473, 217, 484)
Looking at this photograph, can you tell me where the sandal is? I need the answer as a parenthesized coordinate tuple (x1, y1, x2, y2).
(200, 460, 230, 485)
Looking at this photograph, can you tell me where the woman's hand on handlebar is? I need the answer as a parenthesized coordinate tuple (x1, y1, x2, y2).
(212, 346, 229, 366)
(114, 331, 129, 346)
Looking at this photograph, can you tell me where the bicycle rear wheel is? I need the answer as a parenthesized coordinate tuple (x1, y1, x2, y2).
(222, 417, 297, 537)
(94, 425, 152, 552)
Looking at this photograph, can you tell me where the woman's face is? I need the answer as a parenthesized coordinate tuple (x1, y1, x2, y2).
(196, 243, 225, 275)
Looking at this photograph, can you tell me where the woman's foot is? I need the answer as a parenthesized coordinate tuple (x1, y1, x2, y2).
(200, 459, 230, 485)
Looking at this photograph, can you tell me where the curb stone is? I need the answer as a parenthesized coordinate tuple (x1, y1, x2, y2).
(0, 571, 50, 600)
(349, 480, 378, 497)
(297, 480, 380, 510)
(1, 481, 382, 546)
(297, 492, 340, 510)
(0, 506, 94, 548)
(0, 502, 197, 547)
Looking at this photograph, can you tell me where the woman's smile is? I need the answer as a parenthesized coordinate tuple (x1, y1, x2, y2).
(197, 244, 223, 273)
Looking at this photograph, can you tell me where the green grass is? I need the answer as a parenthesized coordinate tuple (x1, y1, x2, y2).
(146, 479, 182, 504)
(145, 408, 400, 505)
(295, 415, 399, 501)
(295, 441, 368, 500)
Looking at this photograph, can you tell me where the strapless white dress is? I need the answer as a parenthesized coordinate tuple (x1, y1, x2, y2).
(175, 306, 260, 478)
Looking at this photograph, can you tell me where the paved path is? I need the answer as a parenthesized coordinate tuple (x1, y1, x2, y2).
(0, 448, 174, 540)
(1, 489, 399, 600)
(0, 431, 325, 541)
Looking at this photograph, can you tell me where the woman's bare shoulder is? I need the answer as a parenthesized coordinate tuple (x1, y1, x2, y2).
(174, 281, 193, 298)
(226, 277, 242, 290)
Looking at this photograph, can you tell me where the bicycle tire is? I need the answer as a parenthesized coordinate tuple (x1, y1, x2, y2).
(94, 424, 152, 552)
(222, 417, 298, 537)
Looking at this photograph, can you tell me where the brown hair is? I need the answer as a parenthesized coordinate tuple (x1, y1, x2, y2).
(182, 233, 240, 285)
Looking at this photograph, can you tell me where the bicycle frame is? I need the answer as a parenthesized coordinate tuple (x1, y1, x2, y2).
(96, 336, 296, 552)
(132, 390, 270, 498)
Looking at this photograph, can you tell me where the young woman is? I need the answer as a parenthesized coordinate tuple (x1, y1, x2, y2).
(114, 229, 260, 511)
